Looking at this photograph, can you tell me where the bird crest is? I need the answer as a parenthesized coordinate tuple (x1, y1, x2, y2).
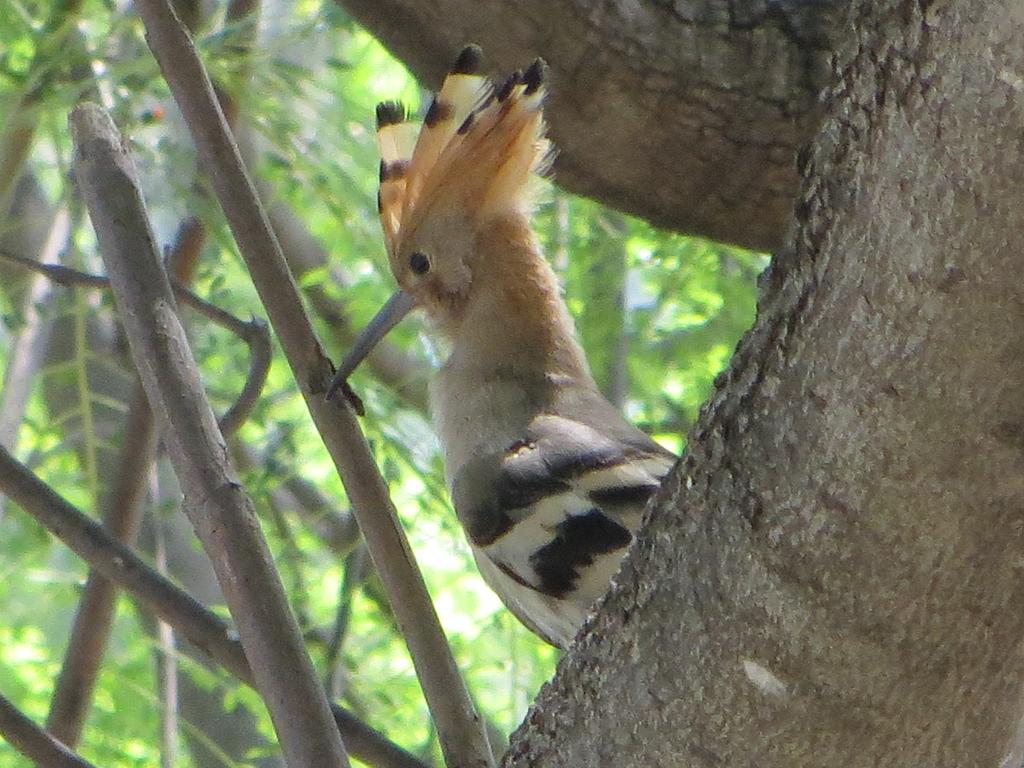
(374, 45, 552, 261)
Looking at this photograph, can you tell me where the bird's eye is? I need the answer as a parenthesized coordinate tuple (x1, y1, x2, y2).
(409, 251, 431, 275)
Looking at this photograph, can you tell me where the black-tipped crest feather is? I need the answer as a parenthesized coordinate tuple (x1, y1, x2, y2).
(376, 100, 406, 129)
(523, 59, 548, 95)
(374, 46, 551, 253)
(496, 70, 522, 102)
(379, 159, 409, 182)
(424, 97, 454, 127)
(452, 44, 484, 75)
(456, 112, 476, 135)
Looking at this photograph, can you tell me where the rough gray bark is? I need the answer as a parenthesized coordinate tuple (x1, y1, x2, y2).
(335, 0, 846, 250)
(505, 2, 1024, 766)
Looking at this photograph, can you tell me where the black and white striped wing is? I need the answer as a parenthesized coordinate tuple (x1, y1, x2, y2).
(451, 414, 675, 646)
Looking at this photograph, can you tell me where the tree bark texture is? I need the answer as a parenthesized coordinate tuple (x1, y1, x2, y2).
(335, 0, 846, 251)
(505, 2, 1024, 766)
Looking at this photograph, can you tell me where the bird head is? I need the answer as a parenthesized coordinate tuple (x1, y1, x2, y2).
(327, 46, 552, 398)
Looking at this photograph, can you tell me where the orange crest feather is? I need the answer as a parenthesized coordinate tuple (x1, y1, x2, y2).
(374, 46, 552, 258)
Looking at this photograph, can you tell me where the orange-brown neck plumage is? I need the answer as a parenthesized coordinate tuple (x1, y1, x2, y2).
(449, 213, 592, 383)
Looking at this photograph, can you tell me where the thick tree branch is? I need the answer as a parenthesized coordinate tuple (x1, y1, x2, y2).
(0, 692, 97, 768)
(0, 444, 427, 768)
(336, 0, 846, 250)
(505, 2, 1024, 765)
(70, 103, 349, 767)
(133, 2, 495, 766)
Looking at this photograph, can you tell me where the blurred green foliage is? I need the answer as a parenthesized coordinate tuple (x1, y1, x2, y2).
(0, 0, 765, 765)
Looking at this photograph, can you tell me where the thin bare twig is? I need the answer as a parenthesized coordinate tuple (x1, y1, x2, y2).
(70, 102, 349, 767)
(0, 691, 98, 768)
(262, 478, 314, 629)
(0, 431, 428, 768)
(153, 515, 180, 768)
(46, 383, 159, 745)
(133, 3, 495, 765)
(233, 440, 363, 556)
(0, 204, 69, 450)
(45, 219, 207, 745)
(0, 249, 106, 288)
(0, 248, 271, 440)
(180, 281, 276, 433)
(325, 545, 371, 696)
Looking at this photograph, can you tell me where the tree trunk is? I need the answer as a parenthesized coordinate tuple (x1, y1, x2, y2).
(336, 0, 846, 251)
(505, 2, 1024, 765)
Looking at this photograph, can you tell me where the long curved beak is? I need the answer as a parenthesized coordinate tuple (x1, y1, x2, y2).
(326, 290, 416, 400)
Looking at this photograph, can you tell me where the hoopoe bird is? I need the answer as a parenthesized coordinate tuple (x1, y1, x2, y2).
(328, 46, 676, 647)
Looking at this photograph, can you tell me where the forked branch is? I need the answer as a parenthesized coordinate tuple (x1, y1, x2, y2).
(70, 102, 349, 767)
(133, 1, 495, 765)
(0, 445, 428, 768)
(0, 249, 271, 439)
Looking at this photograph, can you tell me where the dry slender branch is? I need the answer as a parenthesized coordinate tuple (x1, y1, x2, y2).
(0, 248, 271, 439)
(0, 438, 428, 768)
(69, 103, 348, 768)
(0, 692, 97, 768)
(153, 518, 180, 768)
(0, 443, 246, 663)
(263, 478, 314, 629)
(184, 282, 277, 431)
(156, 616, 179, 768)
(46, 383, 158, 745)
(325, 545, 372, 695)
(261, 197, 430, 413)
(45, 217, 214, 745)
(0, 250, 107, 288)
(0, 204, 69, 450)
(134, 2, 495, 766)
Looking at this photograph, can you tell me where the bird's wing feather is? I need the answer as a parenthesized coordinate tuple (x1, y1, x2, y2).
(451, 414, 672, 543)
(452, 414, 674, 577)
(450, 413, 674, 646)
